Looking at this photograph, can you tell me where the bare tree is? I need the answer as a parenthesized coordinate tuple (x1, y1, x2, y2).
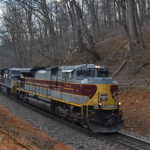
(0, 0, 149, 68)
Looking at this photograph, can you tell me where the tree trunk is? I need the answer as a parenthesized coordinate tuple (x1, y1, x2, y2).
(126, 0, 139, 44)
(135, 2, 145, 50)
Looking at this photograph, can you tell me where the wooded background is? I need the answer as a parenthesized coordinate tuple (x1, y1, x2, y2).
(0, 0, 150, 70)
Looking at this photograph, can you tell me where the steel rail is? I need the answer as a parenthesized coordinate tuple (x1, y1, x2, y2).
(107, 132, 150, 150)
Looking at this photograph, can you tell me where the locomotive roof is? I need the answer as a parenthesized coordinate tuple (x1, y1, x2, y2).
(60, 64, 83, 70)
(60, 64, 108, 70)
(9, 68, 32, 72)
(46, 64, 108, 71)
(46, 65, 82, 71)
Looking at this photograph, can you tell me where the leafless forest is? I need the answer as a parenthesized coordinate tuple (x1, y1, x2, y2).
(0, 0, 150, 70)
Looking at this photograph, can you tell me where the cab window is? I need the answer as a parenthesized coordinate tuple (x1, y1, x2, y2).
(97, 70, 109, 77)
(77, 69, 95, 77)
(12, 70, 20, 75)
(62, 72, 73, 80)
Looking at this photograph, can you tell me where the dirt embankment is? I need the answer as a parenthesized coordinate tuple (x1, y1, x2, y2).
(0, 105, 73, 150)
(120, 87, 150, 137)
(65, 26, 150, 86)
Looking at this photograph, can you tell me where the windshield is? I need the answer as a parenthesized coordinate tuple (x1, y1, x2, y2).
(77, 69, 95, 77)
(97, 70, 109, 77)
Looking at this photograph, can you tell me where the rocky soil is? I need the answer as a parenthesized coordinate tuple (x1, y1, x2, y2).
(0, 95, 73, 150)
(120, 87, 150, 137)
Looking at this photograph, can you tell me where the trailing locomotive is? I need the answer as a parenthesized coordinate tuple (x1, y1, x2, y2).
(0, 64, 124, 133)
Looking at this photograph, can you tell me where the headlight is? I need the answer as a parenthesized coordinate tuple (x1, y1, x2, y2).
(118, 102, 122, 106)
(95, 65, 100, 69)
(99, 102, 102, 106)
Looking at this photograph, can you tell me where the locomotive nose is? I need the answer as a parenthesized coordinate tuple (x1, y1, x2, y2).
(97, 84, 121, 109)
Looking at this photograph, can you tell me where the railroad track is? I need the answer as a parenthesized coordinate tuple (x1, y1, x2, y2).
(2, 93, 150, 150)
(107, 132, 150, 150)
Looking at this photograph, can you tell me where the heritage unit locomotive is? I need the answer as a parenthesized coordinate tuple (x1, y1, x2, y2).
(0, 64, 123, 133)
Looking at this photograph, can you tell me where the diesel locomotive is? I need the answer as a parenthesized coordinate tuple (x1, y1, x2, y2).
(0, 64, 124, 133)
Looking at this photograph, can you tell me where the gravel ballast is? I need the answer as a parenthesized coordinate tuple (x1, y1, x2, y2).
(0, 94, 130, 150)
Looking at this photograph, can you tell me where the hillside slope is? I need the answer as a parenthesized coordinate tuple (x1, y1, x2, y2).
(120, 87, 150, 137)
(65, 27, 150, 87)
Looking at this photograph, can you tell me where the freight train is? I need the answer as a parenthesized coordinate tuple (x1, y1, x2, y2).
(0, 64, 124, 133)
